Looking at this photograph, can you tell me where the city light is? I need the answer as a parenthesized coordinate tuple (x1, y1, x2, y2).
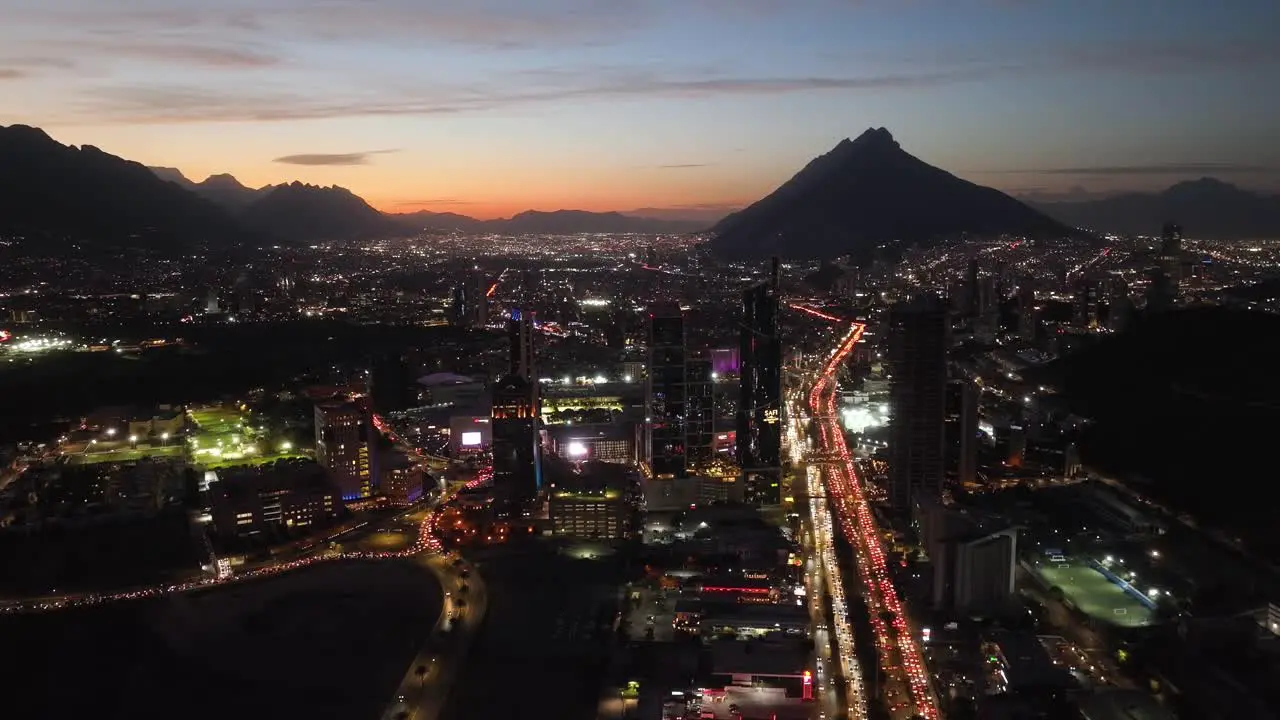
(810, 321, 940, 720)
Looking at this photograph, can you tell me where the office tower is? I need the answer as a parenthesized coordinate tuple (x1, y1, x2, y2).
(647, 306, 686, 479)
(685, 358, 715, 472)
(491, 375, 541, 514)
(315, 401, 376, 500)
(450, 285, 468, 327)
(508, 308, 535, 379)
(930, 521, 1017, 612)
(1145, 266, 1177, 314)
(965, 258, 980, 316)
(1017, 283, 1036, 341)
(1160, 222, 1183, 258)
(887, 295, 948, 511)
(738, 280, 782, 505)
(369, 352, 416, 416)
(944, 379, 979, 487)
(1074, 279, 1100, 329)
(454, 270, 489, 328)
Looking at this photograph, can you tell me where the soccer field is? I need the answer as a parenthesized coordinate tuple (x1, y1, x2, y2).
(1036, 560, 1154, 628)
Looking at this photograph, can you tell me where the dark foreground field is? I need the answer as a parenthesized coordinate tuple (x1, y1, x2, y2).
(0, 559, 441, 720)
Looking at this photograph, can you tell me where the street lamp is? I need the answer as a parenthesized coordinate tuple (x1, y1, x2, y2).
(160, 432, 170, 446)
(105, 427, 117, 438)
(129, 434, 138, 447)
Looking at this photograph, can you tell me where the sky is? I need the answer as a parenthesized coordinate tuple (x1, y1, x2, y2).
(3, 0, 1279, 219)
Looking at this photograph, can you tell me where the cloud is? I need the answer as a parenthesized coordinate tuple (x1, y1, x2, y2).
(105, 42, 279, 68)
(67, 64, 1001, 125)
(657, 163, 710, 169)
(274, 149, 400, 166)
(1019, 163, 1279, 176)
(0, 68, 25, 79)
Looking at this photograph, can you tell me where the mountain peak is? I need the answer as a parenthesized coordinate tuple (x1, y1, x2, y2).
(200, 173, 246, 188)
(848, 126, 898, 150)
(710, 129, 1069, 259)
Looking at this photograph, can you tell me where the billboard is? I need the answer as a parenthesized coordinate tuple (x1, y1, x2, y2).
(461, 431, 483, 447)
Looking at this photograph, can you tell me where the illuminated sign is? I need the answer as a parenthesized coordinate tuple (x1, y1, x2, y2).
(0, 329, 9, 342)
(567, 441, 588, 457)
(460, 431, 483, 446)
(763, 408, 780, 424)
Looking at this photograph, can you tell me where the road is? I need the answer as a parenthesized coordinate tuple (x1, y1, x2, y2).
(807, 322, 940, 720)
(383, 553, 488, 720)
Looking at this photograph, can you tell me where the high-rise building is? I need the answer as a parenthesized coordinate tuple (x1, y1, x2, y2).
(647, 307, 686, 479)
(369, 352, 417, 416)
(1017, 283, 1037, 341)
(1160, 222, 1183, 258)
(944, 379, 979, 487)
(491, 374, 541, 514)
(685, 358, 715, 472)
(314, 401, 376, 500)
(888, 295, 948, 511)
(738, 281, 782, 505)
(453, 270, 489, 328)
(1073, 279, 1100, 329)
(508, 308, 535, 379)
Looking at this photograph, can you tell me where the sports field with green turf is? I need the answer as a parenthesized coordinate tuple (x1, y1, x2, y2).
(1035, 559, 1155, 628)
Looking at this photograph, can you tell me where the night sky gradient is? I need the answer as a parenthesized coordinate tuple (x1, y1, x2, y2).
(3, 0, 1278, 218)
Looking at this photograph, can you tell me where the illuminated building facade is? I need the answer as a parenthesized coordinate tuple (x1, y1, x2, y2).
(647, 307, 687, 479)
(314, 401, 376, 501)
(738, 281, 782, 505)
(209, 461, 340, 537)
(491, 375, 541, 512)
(888, 295, 948, 511)
(684, 358, 715, 472)
(549, 488, 627, 539)
(944, 379, 979, 487)
(508, 308, 535, 379)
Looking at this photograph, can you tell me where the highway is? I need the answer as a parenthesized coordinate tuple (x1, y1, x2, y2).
(807, 321, 940, 720)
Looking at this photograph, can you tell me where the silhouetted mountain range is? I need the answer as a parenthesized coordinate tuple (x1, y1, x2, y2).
(709, 127, 1071, 260)
(400, 209, 702, 235)
(1031, 178, 1280, 238)
(0, 125, 248, 248)
(150, 168, 703, 238)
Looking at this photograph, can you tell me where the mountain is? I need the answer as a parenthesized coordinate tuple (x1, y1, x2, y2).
(1031, 178, 1280, 238)
(497, 209, 700, 234)
(391, 208, 702, 234)
(709, 127, 1071, 260)
(196, 174, 265, 211)
(0, 125, 247, 249)
(240, 182, 401, 242)
(150, 166, 194, 187)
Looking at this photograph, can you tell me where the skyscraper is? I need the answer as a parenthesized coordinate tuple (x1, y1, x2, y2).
(647, 306, 686, 479)
(314, 401, 376, 501)
(944, 379, 979, 488)
(369, 352, 416, 416)
(738, 280, 782, 505)
(888, 295, 949, 511)
(453, 269, 489, 328)
(491, 375, 540, 514)
(508, 308, 535, 379)
(1160, 222, 1183, 258)
(492, 305, 541, 515)
(684, 358, 715, 472)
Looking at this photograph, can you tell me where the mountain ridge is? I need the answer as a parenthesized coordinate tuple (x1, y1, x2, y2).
(0, 124, 249, 249)
(1031, 178, 1280, 238)
(710, 127, 1074, 259)
(147, 167, 706, 234)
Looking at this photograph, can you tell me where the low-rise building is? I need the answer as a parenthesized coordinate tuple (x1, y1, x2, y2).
(550, 487, 628, 539)
(209, 460, 340, 538)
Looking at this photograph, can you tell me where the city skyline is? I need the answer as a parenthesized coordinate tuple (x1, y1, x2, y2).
(3, 0, 1279, 218)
